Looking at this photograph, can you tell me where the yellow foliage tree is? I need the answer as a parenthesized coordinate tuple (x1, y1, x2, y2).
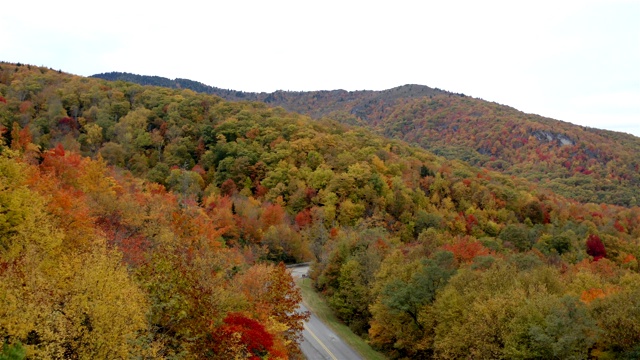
(0, 155, 148, 358)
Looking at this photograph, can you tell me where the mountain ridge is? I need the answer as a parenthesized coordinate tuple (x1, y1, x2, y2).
(92, 71, 640, 207)
(91, 72, 460, 121)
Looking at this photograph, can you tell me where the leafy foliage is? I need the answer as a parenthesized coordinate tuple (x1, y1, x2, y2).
(1, 62, 640, 358)
(210, 313, 275, 360)
(587, 234, 607, 261)
(94, 71, 640, 207)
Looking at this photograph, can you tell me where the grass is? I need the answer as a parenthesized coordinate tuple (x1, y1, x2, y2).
(297, 277, 387, 360)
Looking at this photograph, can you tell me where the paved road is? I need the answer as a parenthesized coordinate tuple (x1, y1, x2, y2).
(289, 264, 310, 279)
(299, 303, 362, 360)
(289, 265, 363, 360)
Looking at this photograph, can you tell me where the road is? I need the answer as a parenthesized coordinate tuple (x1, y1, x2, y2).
(299, 303, 363, 360)
(289, 265, 363, 360)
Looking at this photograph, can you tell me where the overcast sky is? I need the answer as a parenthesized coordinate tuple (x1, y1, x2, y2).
(2, 0, 639, 136)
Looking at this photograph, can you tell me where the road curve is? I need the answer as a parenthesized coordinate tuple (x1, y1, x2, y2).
(289, 265, 363, 360)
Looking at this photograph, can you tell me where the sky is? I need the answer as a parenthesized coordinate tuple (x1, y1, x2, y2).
(2, 0, 639, 136)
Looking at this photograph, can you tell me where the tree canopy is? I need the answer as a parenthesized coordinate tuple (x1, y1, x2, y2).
(1, 62, 639, 358)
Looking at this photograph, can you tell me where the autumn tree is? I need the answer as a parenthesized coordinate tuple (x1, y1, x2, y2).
(586, 234, 607, 261)
(235, 263, 309, 356)
(0, 154, 148, 359)
(209, 313, 276, 359)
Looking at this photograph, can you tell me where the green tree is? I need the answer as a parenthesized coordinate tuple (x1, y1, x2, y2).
(499, 224, 531, 251)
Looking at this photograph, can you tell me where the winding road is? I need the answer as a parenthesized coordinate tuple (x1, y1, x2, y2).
(289, 265, 363, 360)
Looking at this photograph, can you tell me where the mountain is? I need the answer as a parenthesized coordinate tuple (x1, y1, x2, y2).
(1, 62, 639, 358)
(371, 95, 640, 207)
(92, 71, 640, 207)
(91, 72, 455, 121)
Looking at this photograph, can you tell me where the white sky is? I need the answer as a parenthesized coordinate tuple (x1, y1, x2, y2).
(1, 0, 639, 136)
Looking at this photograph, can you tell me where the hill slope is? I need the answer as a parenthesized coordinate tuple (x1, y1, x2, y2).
(0, 63, 639, 358)
(91, 72, 454, 120)
(375, 95, 640, 206)
(92, 71, 640, 207)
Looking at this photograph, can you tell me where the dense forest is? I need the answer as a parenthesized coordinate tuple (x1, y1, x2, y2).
(2, 62, 640, 359)
(370, 96, 640, 207)
(90, 72, 453, 115)
(94, 72, 640, 207)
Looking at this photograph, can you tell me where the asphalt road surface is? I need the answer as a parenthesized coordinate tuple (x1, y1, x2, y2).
(299, 303, 363, 360)
(289, 265, 363, 360)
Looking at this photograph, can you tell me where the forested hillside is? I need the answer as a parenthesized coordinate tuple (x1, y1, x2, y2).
(2, 62, 640, 359)
(91, 72, 452, 121)
(94, 71, 640, 207)
(1, 64, 307, 359)
(372, 96, 640, 207)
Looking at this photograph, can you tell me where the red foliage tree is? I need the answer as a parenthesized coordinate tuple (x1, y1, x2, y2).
(211, 313, 274, 359)
(443, 236, 489, 263)
(220, 178, 237, 196)
(19, 100, 32, 114)
(586, 234, 606, 261)
(305, 187, 317, 202)
(261, 203, 285, 229)
(10, 122, 32, 151)
(58, 116, 77, 131)
(40, 143, 84, 185)
(465, 214, 478, 234)
(254, 184, 268, 197)
(294, 208, 312, 228)
(119, 234, 150, 266)
(191, 164, 206, 178)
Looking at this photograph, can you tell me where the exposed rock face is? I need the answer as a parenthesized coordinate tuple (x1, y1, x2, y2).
(531, 130, 575, 146)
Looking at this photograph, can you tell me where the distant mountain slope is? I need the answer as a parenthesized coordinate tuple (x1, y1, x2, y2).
(91, 72, 455, 121)
(91, 72, 640, 207)
(374, 95, 640, 206)
(92, 71, 250, 100)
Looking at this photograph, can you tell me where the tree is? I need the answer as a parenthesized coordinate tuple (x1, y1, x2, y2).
(210, 313, 275, 360)
(9, 122, 31, 151)
(166, 169, 204, 200)
(369, 250, 457, 358)
(499, 224, 532, 251)
(235, 263, 309, 356)
(262, 224, 312, 263)
(98, 141, 126, 166)
(443, 236, 490, 264)
(549, 231, 573, 255)
(432, 262, 518, 359)
(267, 263, 309, 348)
(0, 342, 25, 360)
(381, 251, 456, 328)
(586, 234, 606, 261)
(82, 123, 103, 154)
(294, 208, 312, 228)
(261, 203, 286, 230)
(504, 295, 598, 359)
(0, 155, 148, 359)
(329, 259, 372, 334)
(590, 276, 640, 356)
